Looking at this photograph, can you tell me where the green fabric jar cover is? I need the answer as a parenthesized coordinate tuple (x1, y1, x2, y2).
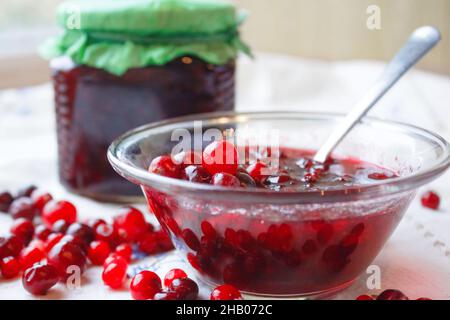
(41, 0, 251, 75)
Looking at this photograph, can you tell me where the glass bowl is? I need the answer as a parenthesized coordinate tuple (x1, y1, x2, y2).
(107, 112, 450, 299)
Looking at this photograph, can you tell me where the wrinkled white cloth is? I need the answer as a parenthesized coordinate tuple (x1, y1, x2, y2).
(0, 53, 449, 300)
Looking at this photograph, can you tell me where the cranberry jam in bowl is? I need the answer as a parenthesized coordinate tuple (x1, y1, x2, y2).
(108, 112, 450, 299)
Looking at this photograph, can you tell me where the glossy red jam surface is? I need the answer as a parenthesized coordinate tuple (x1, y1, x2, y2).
(144, 147, 412, 296)
(52, 57, 235, 200)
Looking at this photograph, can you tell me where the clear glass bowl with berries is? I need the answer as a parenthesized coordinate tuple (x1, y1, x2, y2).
(108, 112, 450, 299)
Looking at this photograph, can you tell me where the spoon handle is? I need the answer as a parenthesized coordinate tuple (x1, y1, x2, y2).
(313, 26, 441, 163)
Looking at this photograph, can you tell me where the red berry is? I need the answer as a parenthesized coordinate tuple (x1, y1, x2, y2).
(0, 235, 24, 259)
(203, 140, 239, 175)
(421, 191, 440, 210)
(169, 278, 199, 300)
(30, 190, 53, 212)
(211, 173, 241, 187)
(138, 233, 158, 254)
(59, 235, 88, 254)
(22, 264, 59, 295)
(356, 294, 374, 300)
(201, 221, 217, 240)
(377, 289, 409, 300)
(35, 225, 52, 241)
(182, 229, 200, 251)
(86, 218, 107, 230)
(210, 284, 242, 300)
(417, 297, 432, 300)
(153, 290, 178, 300)
(0, 256, 22, 278)
(52, 219, 71, 233)
(45, 233, 64, 252)
(173, 151, 202, 167)
(130, 270, 162, 300)
(88, 241, 111, 265)
(368, 172, 391, 180)
(42, 200, 77, 228)
(102, 258, 128, 289)
(246, 162, 268, 182)
(10, 218, 35, 245)
(164, 268, 188, 287)
(8, 197, 38, 220)
(154, 230, 174, 252)
(115, 243, 132, 262)
(113, 207, 148, 242)
(19, 245, 46, 269)
(95, 223, 119, 247)
(66, 223, 94, 244)
(149, 155, 181, 178)
(181, 165, 212, 183)
(0, 191, 14, 212)
(47, 241, 86, 280)
(103, 253, 126, 268)
(17, 185, 37, 198)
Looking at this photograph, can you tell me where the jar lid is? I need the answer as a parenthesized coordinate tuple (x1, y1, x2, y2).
(57, 0, 241, 36)
(40, 0, 250, 75)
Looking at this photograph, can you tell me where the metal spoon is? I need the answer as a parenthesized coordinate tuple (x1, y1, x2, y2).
(313, 26, 441, 163)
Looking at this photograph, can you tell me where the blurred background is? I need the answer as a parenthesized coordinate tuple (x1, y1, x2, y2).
(0, 0, 449, 88)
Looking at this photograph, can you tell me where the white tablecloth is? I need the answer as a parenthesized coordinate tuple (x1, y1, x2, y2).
(1, 53, 449, 300)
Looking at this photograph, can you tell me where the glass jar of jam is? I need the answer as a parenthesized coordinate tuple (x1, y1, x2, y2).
(41, 0, 250, 202)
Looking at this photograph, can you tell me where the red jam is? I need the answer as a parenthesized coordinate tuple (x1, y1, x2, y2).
(144, 146, 412, 296)
(52, 56, 235, 201)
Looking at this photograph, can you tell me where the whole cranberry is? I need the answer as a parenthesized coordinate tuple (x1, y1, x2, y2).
(22, 264, 59, 295)
(421, 191, 440, 210)
(203, 140, 239, 175)
(356, 294, 374, 300)
(181, 165, 211, 183)
(246, 162, 268, 182)
(0, 235, 24, 259)
(42, 200, 77, 228)
(130, 271, 162, 300)
(45, 233, 64, 252)
(154, 230, 174, 252)
(148, 155, 181, 178)
(164, 268, 188, 287)
(34, 225, 53, 241)
(8, 197, 38, 220)
(169, 278, 199, 300)
(102, 257, 128, 289)
(19, 246, 46, 269)
(47, 241, 86, 280)
(95, 223, 119, 247)
(377, 289, 409, 300)
(30, 189, 53, 212)
(0, 256, 22, 279)
(236, 171, 257, 187)
(17, 185, 37, 198)
(210, 284, 242, 300)
(113, 207, 148, 242)
(10, 218, 34, 245)
(59, 235, 88, 254)
(211, 173, 241, 187)
(138, 233, 158, 254)
(86, 218, 106, 230)
(114, 243, 132, 262)
(88, 241, 111, 265)
(66, 223, 94, 244)
(52, 219, 71, 233)
(153, 290, 178, 300)
(173, 151, 202, 167)
(103, 253, 127, 268)
(0, 191, 14, 212)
